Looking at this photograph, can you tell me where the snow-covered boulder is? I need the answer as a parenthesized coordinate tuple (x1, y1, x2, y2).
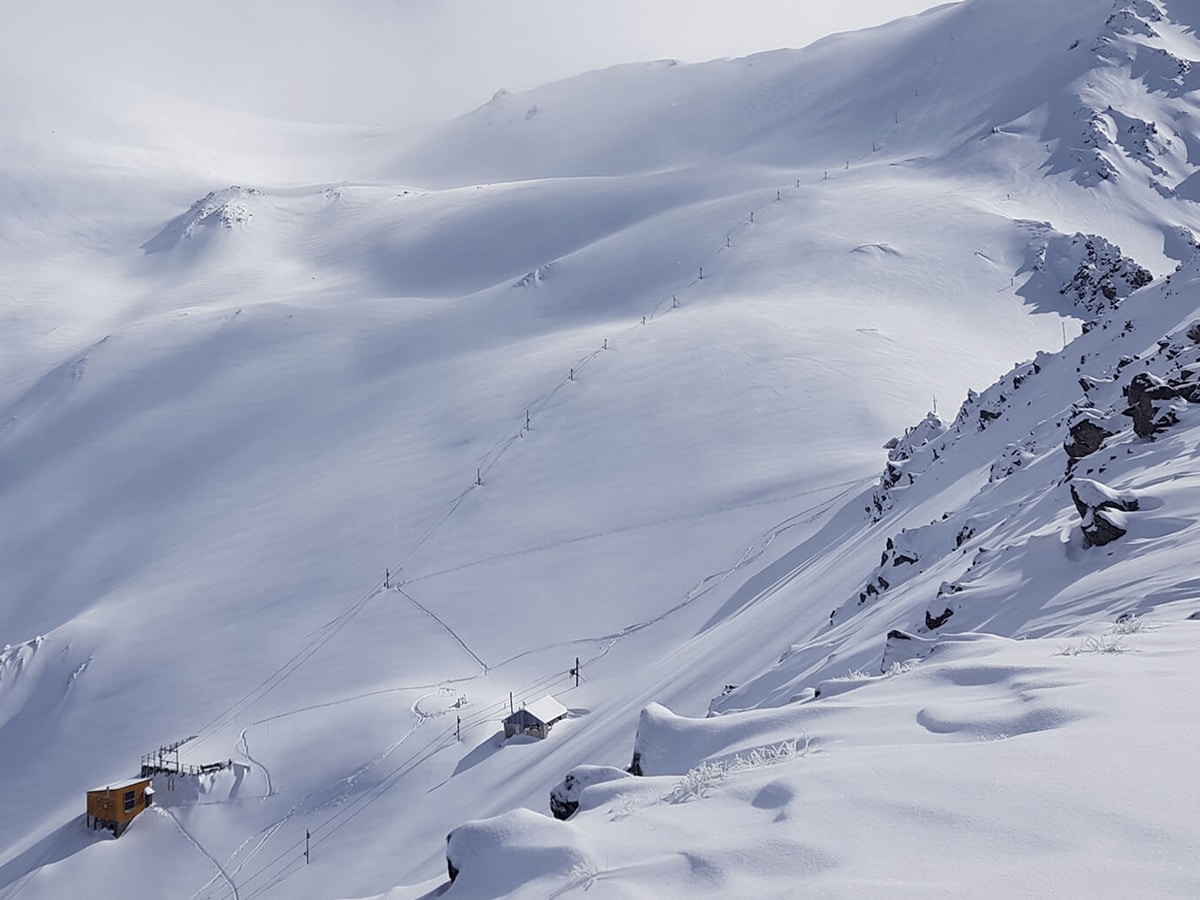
(1070, 478, 1140, 547)
(549, 765, 631, 820)
(445, 808, 592, 891)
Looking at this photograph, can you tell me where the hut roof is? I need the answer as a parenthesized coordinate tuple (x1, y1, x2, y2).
(505, 695, 568, 727)
(87, 777, 151, 794)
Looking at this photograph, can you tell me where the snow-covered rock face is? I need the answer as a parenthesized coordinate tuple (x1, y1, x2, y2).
(141, 186, 261, 253)
(548, 765, 631, 820)
(1019, 227, 1152, 316)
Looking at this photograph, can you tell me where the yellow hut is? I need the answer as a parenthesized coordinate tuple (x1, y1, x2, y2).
(86, 777, 154, 836)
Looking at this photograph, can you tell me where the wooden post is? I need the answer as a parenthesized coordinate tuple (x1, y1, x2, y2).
(456, 716, 461, 741)
(526, 410, 530, 430)
(699, 266, 704, 280)
(575, 657, 580, 688)
(750, 211, 754, 223)
(569, 368, 574, 381)
(385, 568, 389, 589)
(476, 467, 482, 486)
(305, 828, 310, 865)
(510, 692, 514, 714)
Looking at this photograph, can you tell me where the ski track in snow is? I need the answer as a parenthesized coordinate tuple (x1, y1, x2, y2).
(396, 586, 489, 672)
(236, 728, 273, 799)
(159, 807, 240, 900)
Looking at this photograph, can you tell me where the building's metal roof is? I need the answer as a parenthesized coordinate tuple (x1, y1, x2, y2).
(504, 695, 568, 726)
(87, 776, 151, 794)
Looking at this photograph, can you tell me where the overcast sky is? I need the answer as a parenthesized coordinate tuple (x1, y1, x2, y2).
(8, 1, 945, 127)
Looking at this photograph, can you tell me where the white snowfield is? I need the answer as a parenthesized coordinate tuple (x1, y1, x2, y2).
(3, 0, 1200, 898)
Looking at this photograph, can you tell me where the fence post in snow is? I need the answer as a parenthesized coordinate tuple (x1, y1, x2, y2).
(750, 211, 754, 223)
(476, 468, 482, 486)
(570, 368, 574, 381)
(699, 266, 704, 280)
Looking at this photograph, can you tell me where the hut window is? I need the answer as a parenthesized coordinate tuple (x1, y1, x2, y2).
(124, 790, 136, 813)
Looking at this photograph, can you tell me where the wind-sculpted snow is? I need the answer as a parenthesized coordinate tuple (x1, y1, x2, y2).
(435, 625, 1200, 898)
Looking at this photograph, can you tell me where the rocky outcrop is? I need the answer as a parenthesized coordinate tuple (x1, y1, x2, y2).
(1059, 236, 1153, 313)
(550, 766, 632, 820)
(1065, 414, 1116, 460)
(1121, 371, 1199, 438)
(880, 629, 936, 673)
(1070, 478, 1140, 547)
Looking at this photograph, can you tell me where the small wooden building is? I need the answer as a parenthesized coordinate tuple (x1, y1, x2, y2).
(86, 777, 154, 836)
(503, 695, 568, 740)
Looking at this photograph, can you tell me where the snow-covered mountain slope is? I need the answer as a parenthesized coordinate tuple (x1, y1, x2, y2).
(5, 1, 1200, 899)
(432, 246, 1200, 896)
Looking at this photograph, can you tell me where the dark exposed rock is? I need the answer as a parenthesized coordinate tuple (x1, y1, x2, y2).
(1065, 417, 1116, 459)
(1122, 371, 1184, 437)
(1071, 478, 1139, 547)
(1083, 508, 1128, 546)
(880, 629, 936, 673)
(925, 607, 954, 630)
(551, 766, 632, 820)
(627, 751, 643, 777)
(447, 833, 459, 883)
(1059, 237, 1153, 313)
(550, 793, 577, 821)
